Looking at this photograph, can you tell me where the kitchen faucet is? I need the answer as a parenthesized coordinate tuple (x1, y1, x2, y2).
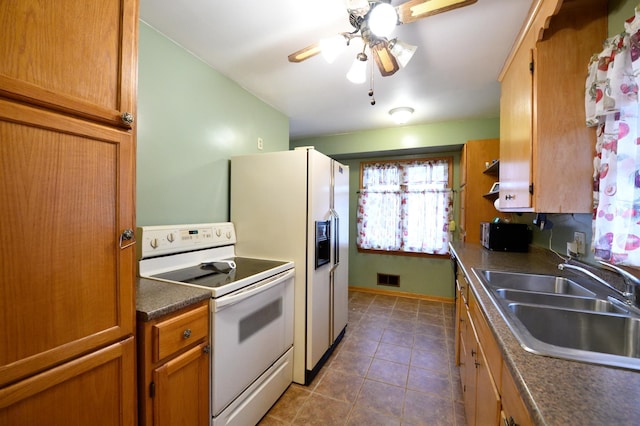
(557, 260, 640, 306)
(598, 260, 640, 305)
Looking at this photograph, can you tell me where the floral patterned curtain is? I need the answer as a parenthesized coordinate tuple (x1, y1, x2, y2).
(356, 159, 453, 255)
(586, 9, 640, 266)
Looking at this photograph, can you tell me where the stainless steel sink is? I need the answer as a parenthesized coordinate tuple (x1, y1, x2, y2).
(479, 270, 595, 296)
(508, 303, 640, 368)
(495, 289, 629, 314)
(473, 268, 640, 371)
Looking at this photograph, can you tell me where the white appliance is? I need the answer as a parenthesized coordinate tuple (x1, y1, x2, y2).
(230, 147, 349, 385)
(137, 222, 294, 426)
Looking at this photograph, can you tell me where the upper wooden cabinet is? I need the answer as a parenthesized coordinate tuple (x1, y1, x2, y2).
(0, 0, 138, 128)
(498, 0, 607, 212)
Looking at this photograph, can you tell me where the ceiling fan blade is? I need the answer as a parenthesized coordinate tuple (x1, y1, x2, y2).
(397, 0, 477, 24)
(373, 44, 399, 77)
(288, 42, 321, 63)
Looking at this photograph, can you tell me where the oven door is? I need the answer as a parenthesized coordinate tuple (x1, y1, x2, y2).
(211, 268, 294, 416)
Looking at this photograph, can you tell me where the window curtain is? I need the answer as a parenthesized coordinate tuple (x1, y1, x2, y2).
(356, 159, 453, 255)
(586, 9, 640, 266)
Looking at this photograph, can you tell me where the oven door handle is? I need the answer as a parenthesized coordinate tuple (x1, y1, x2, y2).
(214, 268, 295, 312)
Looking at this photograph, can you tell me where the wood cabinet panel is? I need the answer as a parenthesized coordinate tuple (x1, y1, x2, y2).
(459, 139, 502, 243)
(501, 363, 534, 426)
(498, 0, 606, 212)
(0, 0, 138, 128)
(0, 99, 135, 387)
(0, 337, 136, 425)
(153, 343, 210, 426)
(475, 345, 501, 426)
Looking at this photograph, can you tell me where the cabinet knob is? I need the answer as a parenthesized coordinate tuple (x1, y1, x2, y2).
(471, 349, 476, 357)
(119, 228, 136, 249)
(121, 112, 134, 125)
(183, 329, 192, 339)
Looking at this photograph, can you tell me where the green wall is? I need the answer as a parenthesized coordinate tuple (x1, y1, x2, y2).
(136, 23, 289, 226)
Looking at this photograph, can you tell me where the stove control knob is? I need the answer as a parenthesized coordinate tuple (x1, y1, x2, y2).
(215, 228, 222, 237)
(226, 231, 232, 239)
(150, 238, 159, 249)
(167, 233, 175, 243)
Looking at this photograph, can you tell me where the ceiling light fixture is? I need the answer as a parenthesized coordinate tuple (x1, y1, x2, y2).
(346, 52, 368, 84)
(368, 2, 397, 38)
(388, 38, 417, 68)
(320, 34, 348, 63)
(389, 107, 414, 124)
(288, 0, 480, 104)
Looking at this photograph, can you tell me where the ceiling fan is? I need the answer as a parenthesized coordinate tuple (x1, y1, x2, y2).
(288, 0, 477, 103)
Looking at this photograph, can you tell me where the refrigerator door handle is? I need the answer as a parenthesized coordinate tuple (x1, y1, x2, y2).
(329, 208, 339, 268)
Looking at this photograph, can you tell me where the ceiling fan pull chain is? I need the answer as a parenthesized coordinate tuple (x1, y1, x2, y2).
(369, 56, 376, 106)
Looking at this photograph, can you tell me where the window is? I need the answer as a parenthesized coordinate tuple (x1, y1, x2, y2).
(356, 157, 453, 256)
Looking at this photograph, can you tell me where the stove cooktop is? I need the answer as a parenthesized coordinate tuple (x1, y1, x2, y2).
(150, 257, 289, 289)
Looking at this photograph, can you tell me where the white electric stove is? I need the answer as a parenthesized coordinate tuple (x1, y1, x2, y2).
(137, 222, 294, 426)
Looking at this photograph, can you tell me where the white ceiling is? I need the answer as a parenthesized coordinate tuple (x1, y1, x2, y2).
(139, 0, 533, 140)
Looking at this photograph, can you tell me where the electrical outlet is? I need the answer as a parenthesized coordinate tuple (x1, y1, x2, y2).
(257, 137, 263, 150)
(574, 231, 586, 255)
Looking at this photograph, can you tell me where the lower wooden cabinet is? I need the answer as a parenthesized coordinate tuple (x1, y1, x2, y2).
(501, 363, 534, 426)
(138, 300, 210, 426)
(455, 262, 531, 426)
(0, 337, 136, 425)
(458, 288, 500, 426)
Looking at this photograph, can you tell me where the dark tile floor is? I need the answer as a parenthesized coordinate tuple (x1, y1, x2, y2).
(259, 290, 466, 426)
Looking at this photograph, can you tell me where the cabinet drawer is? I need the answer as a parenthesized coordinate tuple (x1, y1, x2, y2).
(153, 304, 209, 362)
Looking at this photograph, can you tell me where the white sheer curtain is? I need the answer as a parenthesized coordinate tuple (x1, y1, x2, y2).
(356, 159, 453, 255)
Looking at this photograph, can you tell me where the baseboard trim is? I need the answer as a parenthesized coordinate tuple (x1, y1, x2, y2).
(348, 285, 454, 304)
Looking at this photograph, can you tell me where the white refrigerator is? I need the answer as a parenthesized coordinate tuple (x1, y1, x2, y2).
(230, 147, 349, 385)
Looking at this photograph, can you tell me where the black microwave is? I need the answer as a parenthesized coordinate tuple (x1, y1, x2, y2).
(481, 222, 530, 252)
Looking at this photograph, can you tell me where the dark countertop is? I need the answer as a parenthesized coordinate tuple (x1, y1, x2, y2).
(136, 278, 211, 322)
(450, 242, 640, 426)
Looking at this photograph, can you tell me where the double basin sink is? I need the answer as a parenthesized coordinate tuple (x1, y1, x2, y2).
(473, 269, 640, 371)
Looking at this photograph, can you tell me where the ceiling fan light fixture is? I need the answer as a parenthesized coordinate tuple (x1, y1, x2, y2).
(388, 38, 417, 68)
(389, 107, 414, 124)
(320, 34, 348, 63)
(368, 3, 397, 38)
(347, 52, 368, 84)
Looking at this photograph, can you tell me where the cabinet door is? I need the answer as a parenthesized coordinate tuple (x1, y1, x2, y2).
(0, 99, 135, 387)
(475, 346, 501, 426)
(0, 0, 138, 128)
(153, 343, 210, 426)
(459, 309, 477, 426)
(501, 363, 534, 426)
(499, 45, 533, 210)
(0, 337, 136, 425)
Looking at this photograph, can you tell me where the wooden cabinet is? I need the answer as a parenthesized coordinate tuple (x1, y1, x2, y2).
(0, 0, 138, 422)
(501, 363, 534, 426)
(0, 338, 136, 425)
(459, 139, 503, 243)
(498, 0, 607, 212)
(138, 301, 210, 426)
(455, 263, 529, 426)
